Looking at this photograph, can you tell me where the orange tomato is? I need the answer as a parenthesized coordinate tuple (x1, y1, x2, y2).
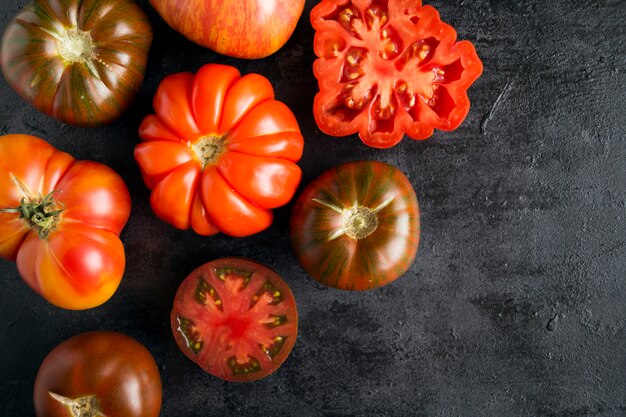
(135, 63, 304, 237)
(149, 0, 305, 59)
(0, 134, 131, 309)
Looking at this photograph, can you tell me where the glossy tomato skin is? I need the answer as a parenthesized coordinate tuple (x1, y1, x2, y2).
(311, 0, 483, 148)
(150, 0, 304, 59)
(290, 161, 420, 290)
(0, 134, 131, 309)
(171, 258, 298, 382)
(1, 0, 152, 127)
(34, 332, 162, 417)
(135, 63, 304, 237)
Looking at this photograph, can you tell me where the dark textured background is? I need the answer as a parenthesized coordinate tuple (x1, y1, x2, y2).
(1, 0, 625, 416)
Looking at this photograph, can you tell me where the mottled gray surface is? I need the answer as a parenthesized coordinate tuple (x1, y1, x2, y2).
(0, 0, 625, 416)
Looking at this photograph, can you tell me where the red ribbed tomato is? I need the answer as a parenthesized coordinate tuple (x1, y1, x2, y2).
(134, 63, 304, 237)
(290, 161, 420, 290)
(0, 134, 131, 309)
(311, 0, 483, 148)
(0, 0, 152, 127)
(171, 258, 298, 382)
(150, 0, 305, 59)
(34, 332, 162, 417)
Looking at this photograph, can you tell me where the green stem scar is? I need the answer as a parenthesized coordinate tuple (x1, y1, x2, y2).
(313, 195, 396, 241)
(0, 174, 64, 239)
(57, 27, 95, 63)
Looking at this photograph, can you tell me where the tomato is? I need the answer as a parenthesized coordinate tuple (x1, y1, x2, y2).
(34, 331, 162, 417)
(134, 63, 304, 237)
(311, 0, 483, 148)
(290, 161, 420, 290)
(0, 0, 152, 127)
(171, 258, 298, 382)
(0, 134, 131, 309)
(150, 0, 305, 59)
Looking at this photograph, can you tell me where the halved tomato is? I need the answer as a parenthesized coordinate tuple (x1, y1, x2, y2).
(171, 258, 298, 382)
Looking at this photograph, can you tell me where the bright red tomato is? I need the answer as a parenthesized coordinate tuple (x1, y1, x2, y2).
(150, 0, 305, 59)
(171, 258, 298, 382)
(311, 0, 483, 148)
(34, 331, 162, 417)
(0, 134, 131, 309)
(290, 161, 420, 290)
(0, 0, 152, 127)
(134, 63, 304, 237)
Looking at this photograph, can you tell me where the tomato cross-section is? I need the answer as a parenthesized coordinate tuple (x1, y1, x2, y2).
(171, 258, 298, 382)
(311, 0, 483, 148)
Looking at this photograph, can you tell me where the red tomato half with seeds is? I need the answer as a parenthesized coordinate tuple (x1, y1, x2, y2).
(290, 161, 420, 290)
(171, 258, 298, 382)
(134, 63, 304, 237)
(34, 331, 162, 417)
(311, 0, 483, 148)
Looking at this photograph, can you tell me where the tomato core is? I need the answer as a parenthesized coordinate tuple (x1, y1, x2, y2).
(49, 392, 103, 417)
(0, 178, 63, 239)
(341, 205, 378, 240)
(56, 27, 95, 64)
(191, 135, 226, 169)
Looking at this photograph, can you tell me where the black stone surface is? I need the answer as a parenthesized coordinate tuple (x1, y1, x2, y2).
(1, 0, 625, 416)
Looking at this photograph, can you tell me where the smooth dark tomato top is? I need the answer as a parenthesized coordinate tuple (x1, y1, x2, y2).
(33, 331, 162, 417)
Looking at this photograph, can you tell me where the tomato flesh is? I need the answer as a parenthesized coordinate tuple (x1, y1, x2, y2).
(171, 259, 298, 382)
(311, 0, 483, 148)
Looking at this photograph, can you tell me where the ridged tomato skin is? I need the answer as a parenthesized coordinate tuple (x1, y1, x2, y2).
(150, 0, 305, 58)
(0, 134, 131, 309)
(171, 258, 298, 382)
(34, 332, 162, 417)
(290, 161, 420, 290)
(1, 0, 152, 127)
(134, 63, 304, 237)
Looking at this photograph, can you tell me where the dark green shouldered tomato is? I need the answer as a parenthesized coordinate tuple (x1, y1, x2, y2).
(171, 258, 298, 382)
(1, 0, 152, 127)
(290, 161, 420, 290)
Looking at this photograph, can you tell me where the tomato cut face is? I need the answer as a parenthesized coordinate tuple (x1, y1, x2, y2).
(290, 161, 420, 290)
(311, 0, 483, 148)
(171, 258, 298, 382)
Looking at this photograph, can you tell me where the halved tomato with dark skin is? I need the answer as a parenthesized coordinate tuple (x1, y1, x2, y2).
(34, 331, 162, 417)
(290, 161, 420, 290)
(171, 258, 298, 382)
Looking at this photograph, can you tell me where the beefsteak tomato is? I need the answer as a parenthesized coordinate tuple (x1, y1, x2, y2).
(290, 161, 419, 290)
(1, 0, 152, 127)
(135, 63, 304, 237)
(34, 331, 162, 417)
(150, 0, 305, 59)
(311, 0, 483, 148)
(171, 258, 298, 382)
(0, 134, 131, 310)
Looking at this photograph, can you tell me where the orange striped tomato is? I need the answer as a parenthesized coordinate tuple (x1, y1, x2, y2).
(150, 0, 304, 59)
(0, 0, 152, 127)
(135, 63, 304, 237)
(0, 134, 131, 309)
(290, 161, 420, 290)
